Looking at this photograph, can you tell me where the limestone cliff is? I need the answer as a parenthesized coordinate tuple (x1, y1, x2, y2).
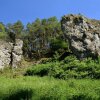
(0, 39, 23, 69)
(61, 14, 100, 59)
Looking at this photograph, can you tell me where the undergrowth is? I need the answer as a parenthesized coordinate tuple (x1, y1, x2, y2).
(0, 76, 100, 100)
(25, 56, 100, 79)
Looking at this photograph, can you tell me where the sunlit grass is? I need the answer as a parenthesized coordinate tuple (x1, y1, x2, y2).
(0, 76, 100, 100)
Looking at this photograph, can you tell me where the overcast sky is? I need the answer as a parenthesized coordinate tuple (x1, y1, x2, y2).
(0, 0, 100, 24)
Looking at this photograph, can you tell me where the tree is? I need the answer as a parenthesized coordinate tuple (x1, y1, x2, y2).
(0, 22, 6, 39)
(6, 21, 24, 42)
(7, 21, 24, 39)
(50, 38, 68, 52)
(0, 22, 5, 32)
(12, 20, 24, 38)
(24, 17, 66, 59)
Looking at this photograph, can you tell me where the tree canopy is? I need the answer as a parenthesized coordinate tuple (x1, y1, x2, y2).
(1, 17, 69, 59)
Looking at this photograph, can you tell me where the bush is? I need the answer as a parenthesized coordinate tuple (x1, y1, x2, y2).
(0, 23, 7, 39)
(0, 32, 7, 39)
(25, 63, 53, 76)
(25, 56, 100, 79)
(50, 38, 68, 52)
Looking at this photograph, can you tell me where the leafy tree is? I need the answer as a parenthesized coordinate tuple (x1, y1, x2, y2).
(0, 22, 7, 39)
(0, 23, 5, 32)
(19, 17, 68, 59)
(24, 17, 66, 58)
(50, 38, 68, 52)
(7, 21, 24, 40)
(11, 20, 24, 38)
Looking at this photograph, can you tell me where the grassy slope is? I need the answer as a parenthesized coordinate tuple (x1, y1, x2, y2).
(0, 58, 100, 100)
(0, 76, 100, 100)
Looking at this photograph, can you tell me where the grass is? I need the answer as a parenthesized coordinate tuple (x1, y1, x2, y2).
(0, 59, 33, 78)
(0, 76, 100, 100)
(0, 56, 100, 100)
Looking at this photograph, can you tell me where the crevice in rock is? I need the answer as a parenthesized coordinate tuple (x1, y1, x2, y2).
(0, 39, 23, 69)
(9, 43, 15, 67)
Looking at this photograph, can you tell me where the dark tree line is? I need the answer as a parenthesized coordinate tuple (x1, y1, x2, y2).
(0, 17, 69, 59)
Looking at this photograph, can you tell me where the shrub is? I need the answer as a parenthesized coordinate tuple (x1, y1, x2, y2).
(25, 56, 100, 79)
(48, 63, 64, 78)
(50, 38, 68, 52)
(25, 63, 53, 76)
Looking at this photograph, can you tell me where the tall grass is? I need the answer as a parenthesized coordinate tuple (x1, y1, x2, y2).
(0, 76, 100, 100)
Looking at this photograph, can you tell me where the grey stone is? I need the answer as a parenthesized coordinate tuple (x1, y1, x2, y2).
(0, 39, 23, 69)
(12, 39, 23, 68)
(61, 14, 100, 58)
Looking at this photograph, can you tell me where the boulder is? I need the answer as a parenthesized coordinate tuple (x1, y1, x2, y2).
(12, 39, 23, 68)
(0, 40, 13, 69)
(61, 14, 100, 59)
(0, 39, 23, 69)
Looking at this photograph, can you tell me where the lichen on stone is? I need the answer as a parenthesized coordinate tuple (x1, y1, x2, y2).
(61, 14, 100, 59)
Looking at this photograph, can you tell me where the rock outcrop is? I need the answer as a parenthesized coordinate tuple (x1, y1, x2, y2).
(61, 14, 100, 59)
(12, 39, 23, 68)
(0, 39, 23, 69)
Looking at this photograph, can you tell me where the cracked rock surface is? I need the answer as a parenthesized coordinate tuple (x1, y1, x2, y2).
(61, 14, 100, 58)
(0, 39, 23, 69)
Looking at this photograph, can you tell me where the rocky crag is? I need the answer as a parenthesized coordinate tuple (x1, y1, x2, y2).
(0, 39, 23, 69)
(61, 14, 100, 59)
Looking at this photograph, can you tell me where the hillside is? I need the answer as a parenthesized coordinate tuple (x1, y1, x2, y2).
(0, 14, 100, 100)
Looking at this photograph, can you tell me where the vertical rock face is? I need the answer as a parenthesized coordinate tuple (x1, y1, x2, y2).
(0, 40, 13, 69)
(61, 14, 100, 59)
(0, 39, 23, 69)
(12, 39, 23, 68)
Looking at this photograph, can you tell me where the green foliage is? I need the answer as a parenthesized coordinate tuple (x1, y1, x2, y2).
(25, 56, 100, 79)
(4, 89, 33, 100)
(0, 32, 7, 39)
(53, 51, 60, 60)
(23, 17, 65, 59)
(50, 38, 68, 52)
(25, 63, 51, 76)
(6, 21, 24, 42)
(0, 17, 68, 59)
(0, 23, 5, 32)
(0, 76, 100, 100)
(0, 15, 100, 100)
(12, 20, 24, 35)
(0, 23, 7, 39)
